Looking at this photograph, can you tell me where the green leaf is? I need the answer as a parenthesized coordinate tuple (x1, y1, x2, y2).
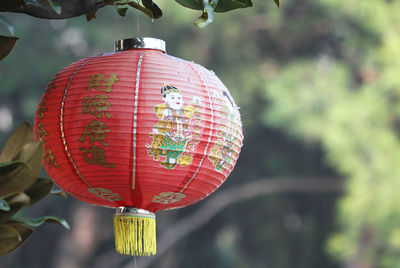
(0, 162, 31, 198)
(12, 216, 70, 230)
(142, 0, 162, 19)
(116, 6, 129, 17)
(0, 122, 35, 163)
(0, 15, 14, 35)
(0, 198, 10, 211)
(7, 223, 33, 250)
(46, 0, 61, 15)
(0, 224, 21, 256)
(0, 162, 25, 183)
(114, 0, 157, 19)
(51, 188, 67, 198)
(0, 193, 30, 224)
(0, 121, 44, 196)
(6, 193, 30, 207)
(194, 0, 218, 28)
(17, 142, 42, 164)
(0, 122, 43, 196)
(126, 2, 153, 19)
(0, 35, 18, 62)
(0, 161, 24, 169)
(273, 0, 279, 8)
(175, 0, 203, 10)
(18, 142, 43, 176)
(24, 178, 54, 205)
(175, 0, 252, 12)
(216, 0, 252, 12)
(0, 141, 43, 197)
(0, 223, 33, 256)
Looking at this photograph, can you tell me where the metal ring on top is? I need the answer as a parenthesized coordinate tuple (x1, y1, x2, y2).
(114, 37, 166, 53)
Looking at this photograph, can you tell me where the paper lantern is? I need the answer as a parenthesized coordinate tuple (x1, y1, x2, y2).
(34, 37, 243, 256)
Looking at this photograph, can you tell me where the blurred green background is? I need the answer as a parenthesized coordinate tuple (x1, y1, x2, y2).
(2, 0, 400, 267)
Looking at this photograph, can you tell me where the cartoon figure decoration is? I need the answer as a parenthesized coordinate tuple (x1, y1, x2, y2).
(147, 84, 202, 169)
(208, 89, 242, 172)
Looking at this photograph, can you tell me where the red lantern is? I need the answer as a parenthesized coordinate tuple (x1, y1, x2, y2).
(34, 37, 243, 256)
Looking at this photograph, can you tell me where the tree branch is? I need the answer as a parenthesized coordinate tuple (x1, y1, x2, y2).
(125, 177, 343, 268)
(1, 0, 111, 19)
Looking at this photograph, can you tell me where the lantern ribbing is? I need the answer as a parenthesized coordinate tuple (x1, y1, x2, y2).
(60, 56, 96, 189)
(179, 61, 215, 193)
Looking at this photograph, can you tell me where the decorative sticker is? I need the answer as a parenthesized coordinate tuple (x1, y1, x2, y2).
(146, 84, 203, 169)
(208, 89, 242, 172)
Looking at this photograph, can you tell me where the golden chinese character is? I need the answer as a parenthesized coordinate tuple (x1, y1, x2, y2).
(45, 75, 59, 94)
(80, 145, 116, 168)
(37, 97, 48, 119)
(36, 122, 49, 144)
(79, 120, 110, 146)
(44, 146, 59, 168)
(86, 73, 119, 93)
(81, 94, 112, 118)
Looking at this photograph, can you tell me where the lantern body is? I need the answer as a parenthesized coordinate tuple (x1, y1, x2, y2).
(34, 39, 243, 214)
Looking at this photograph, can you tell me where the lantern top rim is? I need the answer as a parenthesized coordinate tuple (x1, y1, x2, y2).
(114, 37, 166, 53)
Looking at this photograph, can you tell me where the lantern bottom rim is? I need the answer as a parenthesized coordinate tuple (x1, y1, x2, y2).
(115, 207, 155, 218)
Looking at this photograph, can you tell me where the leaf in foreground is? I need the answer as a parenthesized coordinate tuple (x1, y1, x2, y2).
(142, 0, 162, 18)
(0, 162, 34, 197)
(5, 223, 33, 253)
(175, 0, 252, 12)
(0, 36, 18, 62)
(194, 0, 219, 28)
(50, 188, 68, 198)
(24, 178, 54, 205)
(0, 224, 21, 256)
(0, 198, 10, 211)
(12, 216, 70, 230)
(0, 122, 35, 162)
(127, 2, 153, 19)
(0, 193, 31, 224)
(46, 0, 62, 15)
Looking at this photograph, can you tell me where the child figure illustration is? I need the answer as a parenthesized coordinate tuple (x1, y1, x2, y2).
(147, 84, 202, 169)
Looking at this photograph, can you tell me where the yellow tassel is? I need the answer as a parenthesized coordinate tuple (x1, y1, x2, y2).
(113, 208, 156, 256)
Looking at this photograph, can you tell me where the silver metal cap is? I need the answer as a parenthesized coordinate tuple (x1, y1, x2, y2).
(115, 207, 155, 218)
(114, 37, 166, 53)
